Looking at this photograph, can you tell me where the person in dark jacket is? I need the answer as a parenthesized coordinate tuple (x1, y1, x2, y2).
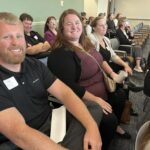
(116, 19, 143, 72)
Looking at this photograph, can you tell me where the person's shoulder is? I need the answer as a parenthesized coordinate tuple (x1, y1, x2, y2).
(51, 46, 73, 55)
(24, 57, 44, 68)
(104, 36, 110, 42)
(45, 30, 51, 35)
(30, 30, 42, 37)
(88, 33, 97, 42)
(31, 30, 39, 35)
(49, 46, 76, 63)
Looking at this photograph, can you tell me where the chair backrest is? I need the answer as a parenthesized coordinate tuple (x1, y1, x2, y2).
(144, 70, 150, 97)
(110, 38, 120, 50)
(144, 52, 150, 96)
(135, 121, 150, 150)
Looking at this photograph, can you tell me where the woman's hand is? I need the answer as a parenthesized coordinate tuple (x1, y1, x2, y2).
(84, 123, 102, 150)
(124, 64, 132, 75)
(97, 98, 112, 114)
(110, 72, 123, 84)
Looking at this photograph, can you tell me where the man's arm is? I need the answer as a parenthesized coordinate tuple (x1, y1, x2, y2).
(0, 108, 67, 150)
(47, 79, 102, 150)
(26, 41, 51, 55)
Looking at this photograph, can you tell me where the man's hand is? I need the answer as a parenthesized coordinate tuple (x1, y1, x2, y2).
(84, 123, 102, 150)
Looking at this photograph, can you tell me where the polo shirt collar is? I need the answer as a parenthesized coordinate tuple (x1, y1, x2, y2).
(0, 61, 26, 76)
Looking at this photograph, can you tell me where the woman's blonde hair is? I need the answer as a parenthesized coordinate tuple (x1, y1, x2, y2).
(52, 9, 95, 52)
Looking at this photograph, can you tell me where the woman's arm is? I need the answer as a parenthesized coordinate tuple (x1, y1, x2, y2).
(112, 57, 132, 75)
(104, 37, 132, 75)
(82, 91, 112, 114)
(101, 61, 123, 83)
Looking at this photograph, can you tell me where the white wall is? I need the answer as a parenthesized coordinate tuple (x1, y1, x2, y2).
(84, 0, 109, 18)
(84, 0, 98, 17)
(98, 0, 109, 16)
(115, 0, 150, 19)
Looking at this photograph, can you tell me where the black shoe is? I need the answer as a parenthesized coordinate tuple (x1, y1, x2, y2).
(116, 131, 131, 139)
(130, 109, 138, 116)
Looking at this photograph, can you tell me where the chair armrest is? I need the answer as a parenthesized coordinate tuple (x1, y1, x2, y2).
(114, 50, 127, 58)
(119, 44, 133, 56)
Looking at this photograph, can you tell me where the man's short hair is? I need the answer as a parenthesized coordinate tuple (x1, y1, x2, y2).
(0, 12, 21, 25)
(19, 13, 33, 22)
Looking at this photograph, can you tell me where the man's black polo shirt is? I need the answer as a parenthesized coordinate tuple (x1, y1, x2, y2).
(0, 57, 56, 144)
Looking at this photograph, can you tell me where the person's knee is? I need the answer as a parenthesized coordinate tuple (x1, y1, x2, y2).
(84, 101, 103, 123)
(102, 113, 118, 129)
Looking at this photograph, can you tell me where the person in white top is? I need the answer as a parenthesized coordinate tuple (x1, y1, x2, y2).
(88, 16, 132, 139)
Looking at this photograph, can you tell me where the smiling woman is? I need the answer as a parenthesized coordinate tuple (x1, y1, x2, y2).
(48, 9, 120, 150)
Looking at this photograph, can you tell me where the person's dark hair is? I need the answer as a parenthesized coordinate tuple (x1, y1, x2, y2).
(19, 13, 33, 22)
(87, 16, 94, 25)
(115, 13, 121, 19)
(44, 16, 56, 33)
(52, 9, 95, 52)
(81, 12, 86, 17)
(98, 13, 105, 17)
(107, 13, 113, 20)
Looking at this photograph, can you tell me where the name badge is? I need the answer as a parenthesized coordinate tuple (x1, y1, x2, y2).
(3, 76, 19, 90)
(34, 35, 38, 40)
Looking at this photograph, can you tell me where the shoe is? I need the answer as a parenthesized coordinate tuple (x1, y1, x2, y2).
(130, 108, 138, 116)
(134, 67, 143, 72)
(116, 131, 131, 139)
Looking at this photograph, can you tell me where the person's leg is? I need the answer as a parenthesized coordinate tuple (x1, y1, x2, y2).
(108, 89, 131, 139)
(100, 113, 118, 150)
(108, 89, 126, 121)
(61, 101, 103, 150)
(134, 58, 143, 72)
(133, 46, 143, 72)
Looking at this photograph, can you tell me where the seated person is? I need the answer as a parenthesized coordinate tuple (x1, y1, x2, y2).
(48, 9, 131, 150)
(88, 16, 138, 123)
(44, 16, 57, 46)
(106, 13, 116, 38)
(0, 12, 102, 150)
(85, 16, 95, 36)
(19, 13, 51, 64)
(116, 19, 143, 72)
